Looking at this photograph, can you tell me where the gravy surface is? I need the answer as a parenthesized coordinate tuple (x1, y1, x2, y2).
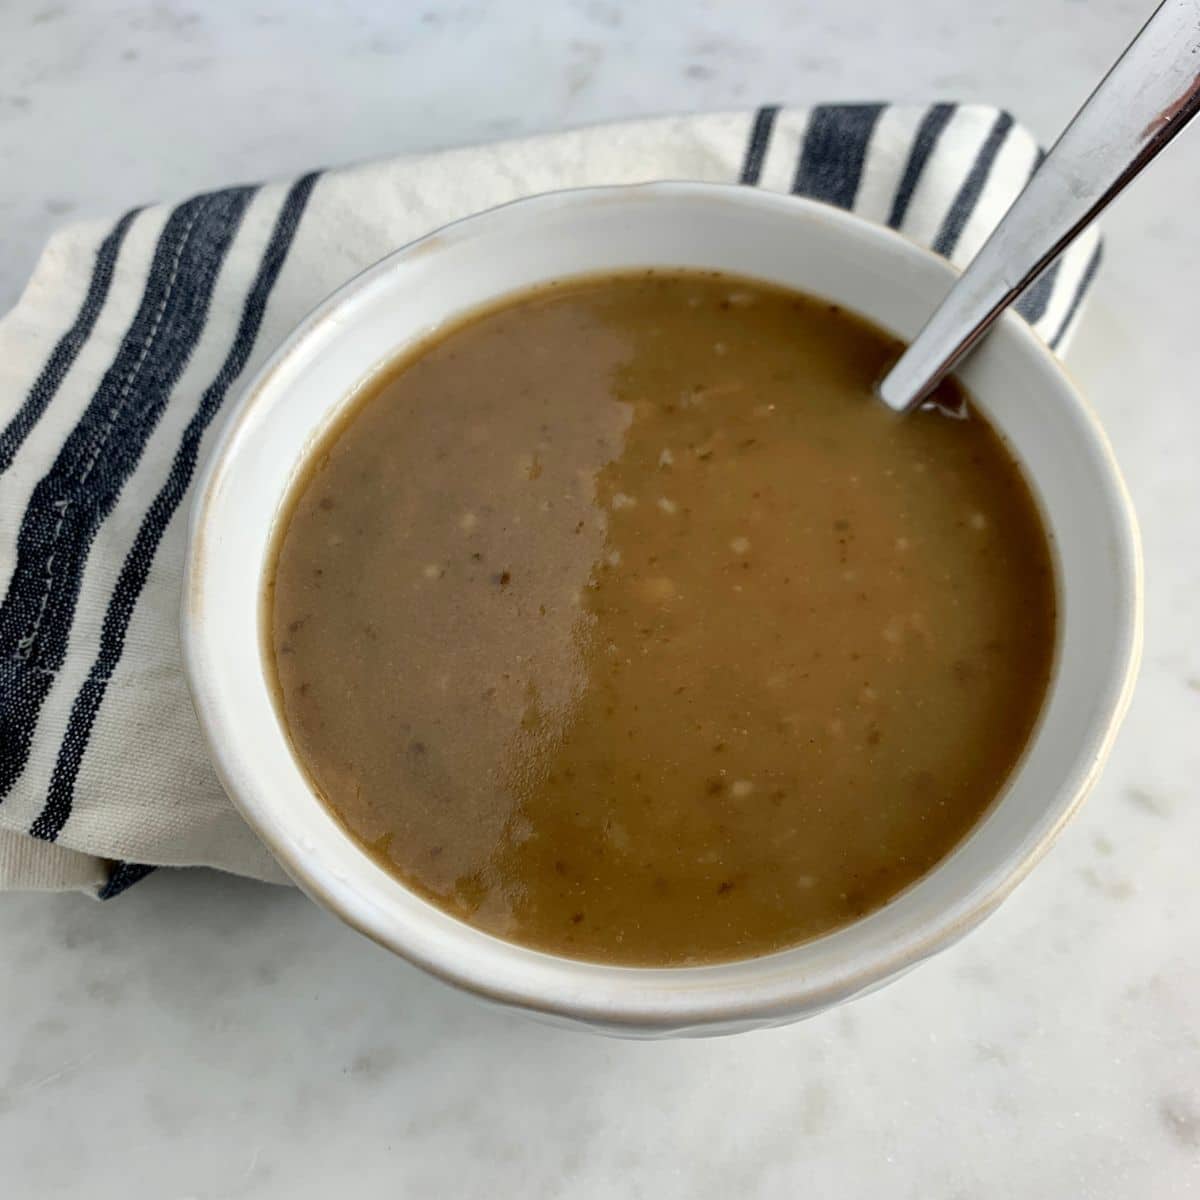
(267, 271, 1055, 965)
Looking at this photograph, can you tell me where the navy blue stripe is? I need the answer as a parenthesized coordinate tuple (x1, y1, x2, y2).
(887, 103, 956, 229)
(1015, 258, 1063, 325)
(933, 111, 1015, 258)
(98, 860, 156, 899)
(0, 210, 140, 474)
(1049, 242, 1103, 350)
(1013, 150, 1063, 326)
(31, 173, 320, 843)
(793, 104, 886, 209)
(0, 186, 255, 801)
(739, 106, 779, 185)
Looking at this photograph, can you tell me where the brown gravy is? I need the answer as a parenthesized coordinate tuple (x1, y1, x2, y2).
(266, 271, 1056, 966)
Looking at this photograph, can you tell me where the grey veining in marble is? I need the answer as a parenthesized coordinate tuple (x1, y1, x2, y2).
(1, 1, 1198, 1196)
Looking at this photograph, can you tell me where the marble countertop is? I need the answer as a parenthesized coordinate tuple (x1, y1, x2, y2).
(2, 0, 1198, 1195)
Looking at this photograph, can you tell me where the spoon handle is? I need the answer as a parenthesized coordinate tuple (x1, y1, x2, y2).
(879, 0, 1200, 413)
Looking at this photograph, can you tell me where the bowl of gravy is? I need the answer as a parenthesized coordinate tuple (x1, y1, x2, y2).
(182, 183, 1141, 1036)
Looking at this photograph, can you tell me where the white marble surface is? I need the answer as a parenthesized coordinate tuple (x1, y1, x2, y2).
(1, 0, 1198, 1195)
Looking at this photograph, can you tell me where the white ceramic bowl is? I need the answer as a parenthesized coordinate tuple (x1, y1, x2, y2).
(182, 183, 1141, 1037)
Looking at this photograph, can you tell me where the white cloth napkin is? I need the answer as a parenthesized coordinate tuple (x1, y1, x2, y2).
(0, 104, 1102, 896)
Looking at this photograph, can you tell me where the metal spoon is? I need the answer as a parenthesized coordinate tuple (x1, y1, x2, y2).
(879, 0, 1200, 413)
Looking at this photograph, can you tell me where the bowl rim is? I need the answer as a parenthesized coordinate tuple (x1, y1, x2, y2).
(182, 181, 1143, 1032)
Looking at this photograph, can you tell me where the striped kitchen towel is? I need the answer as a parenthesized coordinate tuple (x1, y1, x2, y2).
(0, 104, 1102, 896)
